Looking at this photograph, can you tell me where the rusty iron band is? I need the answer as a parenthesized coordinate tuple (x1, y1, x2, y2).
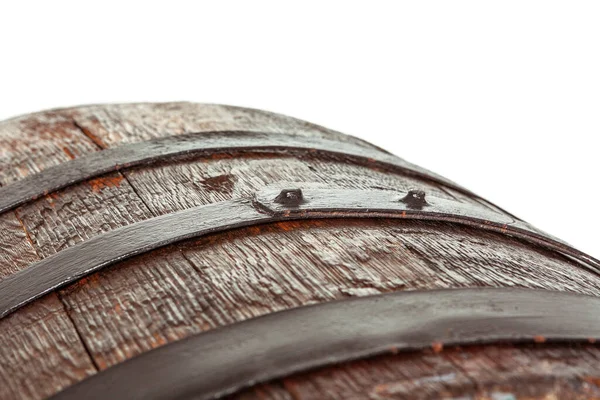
(50, 288, 600, 400)
(1, 187, 598, 321)
(0, 131, 472, 215)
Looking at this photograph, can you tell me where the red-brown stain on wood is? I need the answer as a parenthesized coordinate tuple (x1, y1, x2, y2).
(19, 113, 80, 141)
(199, 174, 236, 194)
(88, 175, 124, 192)
(151, 332, 168, 348)
(44, 192, 61, 207)
(206, 152, 238, 161)
(533, 335, 547, 343)
(62, 146, 76, 159)
(66, 273, 101, 290)
(584, 376, 600, 387)
(75, 120, 108, 149)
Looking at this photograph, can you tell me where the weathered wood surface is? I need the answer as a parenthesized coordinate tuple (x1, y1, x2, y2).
(1, 103, 599, 400)
(123, 153, 469, 215)
(234, 344, 600, 399)
(56, 219, 600, 370)
(8, 185, 597, 320)
(48, 288, 600, 400)
(0, 110, 98, 185)
(67, 102, 374, 148)
(0, 114, 99, 399)
(0, 131, 475, 215)
(0, 215, 95, 400)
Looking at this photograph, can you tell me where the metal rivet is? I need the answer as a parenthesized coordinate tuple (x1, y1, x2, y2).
(400, 189, 428, 209)
(274, 188, 304, 206)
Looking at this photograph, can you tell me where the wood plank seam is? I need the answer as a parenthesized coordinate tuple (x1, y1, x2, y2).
(73, 120, 159, 219)
(12, 207, 101, 376)
(0, 117, 152, 385)
(58, 119, 158, 372)
(56, 290, 102, 372)
(72, 120, 108, 149)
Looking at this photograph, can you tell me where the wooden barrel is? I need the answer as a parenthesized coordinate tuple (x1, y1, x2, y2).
(1, 103, 599, 400)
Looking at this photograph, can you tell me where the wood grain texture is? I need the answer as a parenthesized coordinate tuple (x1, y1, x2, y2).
(0, 296, 96, 400)
(49, 288, 600, 400)
(0, 213, 38, 280)
(0, 109, 98, 185)
(14, 183, 586, 321)
(69, 102, 374, 149)
(15, 173, 153, 258)
(59, 219, 600, 370)
(0, 131, 472, 215)
(0, 109, 101, 400)
(1, 103, 599, 400)
(0, 170, 157, 399)
(122, 153, 465, 215)
(233, 344, 600, 400)
(0, 214, 96, 400)
(69, 101, 520, 222)
(0, 111, 103, 399)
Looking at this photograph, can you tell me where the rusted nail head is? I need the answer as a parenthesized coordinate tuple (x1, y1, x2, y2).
(400, 189, 428, 209)
(274, 188, 304, 206)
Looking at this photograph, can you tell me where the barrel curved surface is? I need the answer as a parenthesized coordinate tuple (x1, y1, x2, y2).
(0, 103, 599, 400)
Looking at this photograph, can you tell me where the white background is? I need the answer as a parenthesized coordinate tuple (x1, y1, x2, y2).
(1, 1, 599, 258)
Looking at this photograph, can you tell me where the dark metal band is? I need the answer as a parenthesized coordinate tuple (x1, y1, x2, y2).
(0, 131, 468, 215)
(0, 199, 269, 319)
(1, 187, 598, 321)
(50, 288, 600, 400)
